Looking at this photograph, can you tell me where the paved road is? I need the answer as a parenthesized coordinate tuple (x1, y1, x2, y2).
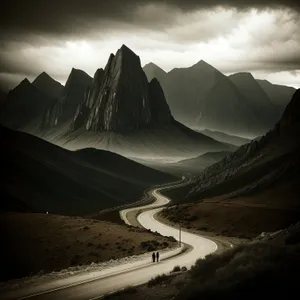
(2, 180, 217, 300)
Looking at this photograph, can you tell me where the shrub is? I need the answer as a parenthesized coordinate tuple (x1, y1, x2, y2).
(103, 286, 137, 299)
(70, 254, 82, 265)
(83, 226, 90, 230)
(148, 274, 173, 287)
(285, 231, 300, 245)
(172, 265, 181, 273)
(181, 266, 188, 272)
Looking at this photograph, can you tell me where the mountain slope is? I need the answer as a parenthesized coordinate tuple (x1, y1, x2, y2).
(229, 72, 280, 128)
(256, 79, 296, 108)
(42, 68, 92, 129)
(187, 89, 300, 201)
(0, 79, 52, 130)
(200, 129, 251, 146)
(32, 72, 64, 99)
(143, 62, 167, 82)
(0, 125, 175, 215)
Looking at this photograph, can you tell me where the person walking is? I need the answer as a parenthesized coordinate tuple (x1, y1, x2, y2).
(152, 252, 155, 263)
(156, 251, 159, 262)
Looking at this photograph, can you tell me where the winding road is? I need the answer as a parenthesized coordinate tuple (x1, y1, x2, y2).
(2, 179, 217, 300)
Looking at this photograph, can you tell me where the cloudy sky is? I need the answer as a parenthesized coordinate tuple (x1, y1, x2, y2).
(0, 0, 299, 91)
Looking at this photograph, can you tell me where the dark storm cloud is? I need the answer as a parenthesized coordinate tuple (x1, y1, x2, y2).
(1, 0, 299, 37)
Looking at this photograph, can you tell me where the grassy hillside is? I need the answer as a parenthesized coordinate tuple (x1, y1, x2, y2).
(0, 213, 176, 281)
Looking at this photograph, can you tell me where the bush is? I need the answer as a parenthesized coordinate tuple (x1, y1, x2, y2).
(176, 242, 300, 300)
(83, 226, 90, 230)
(103, 286, 137, 299)
(285, 231, 300, 245)
(172, 265, 181, 273)
(147, 274, 173, 287)
(181, 266, 188, 272)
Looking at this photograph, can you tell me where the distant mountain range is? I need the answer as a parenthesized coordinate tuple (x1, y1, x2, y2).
(143, 62, 295, 137)
(1, 45, 295, 159)
(0, 45, 231, 158)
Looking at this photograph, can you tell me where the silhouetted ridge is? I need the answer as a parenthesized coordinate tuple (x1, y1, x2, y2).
(33, 72, 63, 99)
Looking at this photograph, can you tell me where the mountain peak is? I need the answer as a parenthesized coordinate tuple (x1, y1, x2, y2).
(17, 78, 31, 90)
(32, 72, 63, 99)
(230, 72, 255, 80)
(72, 45, 172, 132)
(191, 59, 219, 72)
(116, 45, 140, 64)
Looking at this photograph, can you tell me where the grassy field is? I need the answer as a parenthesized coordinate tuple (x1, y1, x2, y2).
(0, 213, 176, 282)
(161, 180, 300, 239)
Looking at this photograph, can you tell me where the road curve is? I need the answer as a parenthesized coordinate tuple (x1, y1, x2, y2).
(2, 179, 217, 300)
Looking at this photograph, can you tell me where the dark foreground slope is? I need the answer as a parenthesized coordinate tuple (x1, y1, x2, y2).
(0, 126, 175, 215)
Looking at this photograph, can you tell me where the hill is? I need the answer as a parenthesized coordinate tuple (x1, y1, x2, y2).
(0, 125, 175, 215)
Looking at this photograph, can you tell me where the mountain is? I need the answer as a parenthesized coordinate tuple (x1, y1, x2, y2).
(256, 79, 296, 109)
(0, 90, 6, 102)
(73, 45, 173, 132)
(42, 68, 92, 129)
(143, 62, 167, 82)
(0, 79, 52, 130)
(0, 125, 175, 215)
(200, 129, 251, 146)
(143, 62, 295, 137)
(186, 89, 300, 202)
(57, 45, 231, 159)
(229, 72, 280, 128)
(32, 72, 64, 99)
(144, 61, 267, 136)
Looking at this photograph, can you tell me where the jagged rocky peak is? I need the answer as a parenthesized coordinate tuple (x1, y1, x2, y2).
(73, 45, 173, 132)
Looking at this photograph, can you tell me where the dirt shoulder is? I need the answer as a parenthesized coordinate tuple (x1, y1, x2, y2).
(0, 212, 177, 282)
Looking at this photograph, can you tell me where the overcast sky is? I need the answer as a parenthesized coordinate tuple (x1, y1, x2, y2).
(0, 0, 299, 91)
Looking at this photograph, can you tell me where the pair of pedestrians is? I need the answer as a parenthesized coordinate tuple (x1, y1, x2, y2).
(152, 251, 159, 262)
